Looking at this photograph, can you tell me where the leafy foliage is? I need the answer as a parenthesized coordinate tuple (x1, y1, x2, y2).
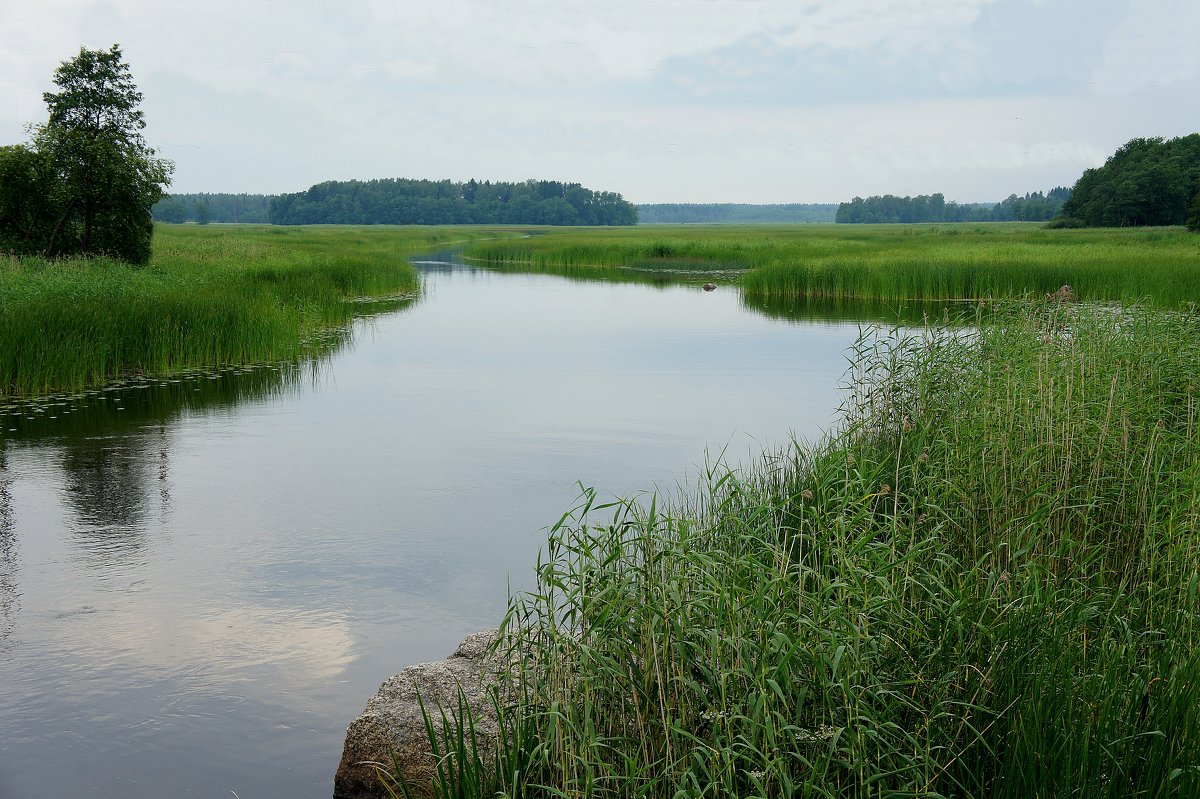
(268, 178, 638, 226)
(1060, 135, 1200, 228)
(0, 45, 172, 264)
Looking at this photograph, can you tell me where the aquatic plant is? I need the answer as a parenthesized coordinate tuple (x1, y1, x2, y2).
(465, 223, 1200, 307)
(406, 298, 1200, 798)
(0, 224, 507, 396)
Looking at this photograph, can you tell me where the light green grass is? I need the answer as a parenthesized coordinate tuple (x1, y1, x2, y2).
(402, 298, 1200, 798)
(0, 224, 510, 396)
(465, 224, 1200, 306)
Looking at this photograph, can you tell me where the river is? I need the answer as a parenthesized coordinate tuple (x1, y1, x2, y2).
(0, 253, 876, 798)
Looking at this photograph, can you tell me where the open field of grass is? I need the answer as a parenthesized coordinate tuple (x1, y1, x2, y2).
(408, 298, 1200, 798)
(465, 223, 1200, 306)
(0, 224, 510, 396)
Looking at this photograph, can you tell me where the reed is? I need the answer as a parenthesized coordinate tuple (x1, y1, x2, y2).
(465, 224, 1200, 306)
(0, 224, 506, 396)
(418, 298, 1200, 798)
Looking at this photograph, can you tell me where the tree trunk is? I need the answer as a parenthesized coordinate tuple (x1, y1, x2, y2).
(44, 198, 76, 258)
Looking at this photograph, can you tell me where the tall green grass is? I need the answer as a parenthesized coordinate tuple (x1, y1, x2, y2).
(465, 224, 1200, 306)
(419, 298, 1200, 798)
(0, 224, 508, 396)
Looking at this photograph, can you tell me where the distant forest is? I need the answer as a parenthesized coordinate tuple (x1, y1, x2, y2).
(836, 189, 1070, 224)
(153, 193, 270, 224)
(637, 204, 838, 224)
(272, 179, 636, 226)
(153, 179, 637, 226)
(1059, 135, 1200, 229)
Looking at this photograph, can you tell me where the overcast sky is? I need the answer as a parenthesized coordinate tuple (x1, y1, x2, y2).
(2, 0, 1197, 203)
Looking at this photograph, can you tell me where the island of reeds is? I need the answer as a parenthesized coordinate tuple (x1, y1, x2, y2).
(464, 223, 1200, 307)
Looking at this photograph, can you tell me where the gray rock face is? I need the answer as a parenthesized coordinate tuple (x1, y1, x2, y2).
(334, 629, 508, 799)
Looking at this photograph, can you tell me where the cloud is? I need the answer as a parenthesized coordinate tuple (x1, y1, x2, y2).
(1091, 0, 1200, 95)
(0, 0, 1192, 201)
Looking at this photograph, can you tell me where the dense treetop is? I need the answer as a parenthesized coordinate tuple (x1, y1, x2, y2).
(836, 189, 1069, 224)
(267, 178, 637, 226)
(1059, 135, 1200, 228)
(0, 45, 172, 263)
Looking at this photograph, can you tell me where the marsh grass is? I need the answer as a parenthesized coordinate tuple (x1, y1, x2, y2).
(404, 298, 1200, 798)
(0, 224, 507, 396)
(465, 224, 1200, 307)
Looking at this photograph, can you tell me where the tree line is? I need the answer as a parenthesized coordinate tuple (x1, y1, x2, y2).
(152, 193, 270, 224)
(1058, 135, 1200, 229)
(265, 178, 637, 226)
(836, 189, 1070, 225)
(0, 45, 171, 264)
(637, 203, 838, 224)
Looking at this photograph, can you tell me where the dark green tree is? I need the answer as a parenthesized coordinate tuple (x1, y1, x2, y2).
(0, 45, 172, 264)
(1188, 188, 1200, 232)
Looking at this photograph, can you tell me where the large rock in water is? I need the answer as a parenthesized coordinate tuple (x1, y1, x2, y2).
(334, 629, 508, 799)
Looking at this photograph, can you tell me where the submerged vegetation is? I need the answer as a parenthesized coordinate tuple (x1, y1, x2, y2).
(465, 223, 1200, 306)
(0, 224, 505, 396)
(409, 299, 1200, 798)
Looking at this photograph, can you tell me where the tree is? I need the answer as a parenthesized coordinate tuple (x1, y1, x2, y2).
(1188, 188, 1200, 233)
(0, 44, 172, 264)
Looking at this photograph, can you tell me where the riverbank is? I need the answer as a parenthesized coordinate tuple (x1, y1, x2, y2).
(464, 223, 1200, 306)
(399, 297, 1200, 797)
(0, 224, 511, 396)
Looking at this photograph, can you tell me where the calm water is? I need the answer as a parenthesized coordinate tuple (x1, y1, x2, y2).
(0, 255, 873, 798)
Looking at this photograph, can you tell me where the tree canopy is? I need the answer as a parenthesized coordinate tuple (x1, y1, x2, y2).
(0, 45, 172, 264)
(1058, 135, 1200, 228)
(267, 178, 638, 226)
(836, 189, 1070, 224)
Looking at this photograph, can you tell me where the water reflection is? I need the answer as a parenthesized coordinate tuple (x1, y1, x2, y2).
(0, 449, 16, 650)
(740, 293, 969, 325)
(0, 365, 313, 577)
(61, 440, 153, 565)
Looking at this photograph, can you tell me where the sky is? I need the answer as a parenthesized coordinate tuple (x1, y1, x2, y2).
(1, 0, 1197, 204)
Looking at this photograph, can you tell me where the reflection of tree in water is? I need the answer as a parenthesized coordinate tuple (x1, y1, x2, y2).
(60, 438, 152, 564)
(2, 364, 308, 570)
(0, 447, 17, 648)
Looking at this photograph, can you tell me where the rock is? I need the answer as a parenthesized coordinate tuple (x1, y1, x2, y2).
(702, 283, 717, 292)
(333, 629, 509, 799)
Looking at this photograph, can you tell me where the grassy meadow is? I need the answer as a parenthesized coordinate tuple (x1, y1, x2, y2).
(0, 224, 509, 396)
(400, 298, 1200, 799)
(465, 223, 1200, 306)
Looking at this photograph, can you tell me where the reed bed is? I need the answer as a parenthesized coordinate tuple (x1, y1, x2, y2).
(413, 299, 1200, 798)
(0, 224, 504, 396)
(465, 224, 1200, 306)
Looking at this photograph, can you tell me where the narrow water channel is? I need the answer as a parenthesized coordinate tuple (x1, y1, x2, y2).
(0, 254, 871, 798)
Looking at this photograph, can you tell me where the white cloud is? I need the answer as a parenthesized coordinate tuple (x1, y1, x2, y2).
(1091, 0, 1200, 95)
(0, 0, 1191, 200)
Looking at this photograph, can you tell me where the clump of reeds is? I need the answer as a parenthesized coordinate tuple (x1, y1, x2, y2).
(465, 224, 1200, 307)
(423, 298, 1200, 798)
(0, 224, 507, 396)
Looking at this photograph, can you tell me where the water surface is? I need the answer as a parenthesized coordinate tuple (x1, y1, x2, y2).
(1, 255, 876, 798)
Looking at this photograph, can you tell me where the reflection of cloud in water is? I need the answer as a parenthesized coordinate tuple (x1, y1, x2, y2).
(59, 604, 358, 684)
(190, 608, 356, 682)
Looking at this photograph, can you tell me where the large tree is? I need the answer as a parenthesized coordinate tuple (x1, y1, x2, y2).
(0, 45, 172, 264)
(1058, 135, 1200, 228)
